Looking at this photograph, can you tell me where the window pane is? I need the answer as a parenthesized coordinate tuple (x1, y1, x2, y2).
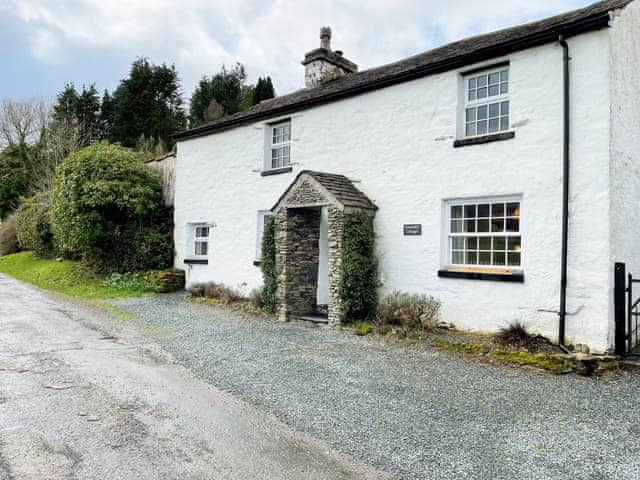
(195, 227, 209, 238)
(452, 237, 464, 249)
(469, 78, 476, 89)
(488, 85, 499, 96)
(488, 118, 499, 133)
(465, 219, 476, 233)
(477, 121, 487, 135)
(477, 75, 487, 87)
(452, 251, 464, 264)
(508, 252, 521, 266)
(477, 87, 487, 99)
(488, 72, 500, 85)
(464, 205, 476, 218)
(451, 220, 463, 233)
(466, 237, 478, 250)
(493, 252, 506, 266)
(501, 101, 509, 115)
(466, 108, 476, 122)
(493, 237, 507, 250)
(195, 242, 208, 256)
(466, 251, 478, 265)
(506, 218, 520, 232)
(477, 219, 490, 232)
(501, 117, 509, 131)
(489, 103, 500, 118)
(500, 83, 508, 94)
(477, 105, 488, 120)
(507, 202, 520, 217)
(479, 252, 491, 265)
(508, 237, 522, 251)
(479, 237, 491, 250)
(466, 123, 477, 137)
(500, 70, 509, 82)
(451, 205, 463, 219)
(492, 203, 505, 217)
(478, 204, 490, 217)
(491, 218, 505, 232)
(468, 90, 476, 101)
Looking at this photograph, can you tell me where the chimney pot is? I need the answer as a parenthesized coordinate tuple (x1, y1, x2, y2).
(320, 26, 331, 50)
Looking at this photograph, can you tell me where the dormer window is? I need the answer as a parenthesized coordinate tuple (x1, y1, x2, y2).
(463, 67, 510, 138)
(269, 121, 291, 169)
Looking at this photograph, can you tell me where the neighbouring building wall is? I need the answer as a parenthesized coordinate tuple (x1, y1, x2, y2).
(175, 29, 614, 352)
(609, 0, 640, 345)
(146, 153, 176, 207)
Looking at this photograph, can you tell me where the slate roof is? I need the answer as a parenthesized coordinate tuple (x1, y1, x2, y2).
(273, 171, 377, 211)
(176, 0, 632, 141)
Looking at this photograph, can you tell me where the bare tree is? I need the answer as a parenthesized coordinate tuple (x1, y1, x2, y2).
(34, 119, 82, 192)
(0, 99, 48, 147)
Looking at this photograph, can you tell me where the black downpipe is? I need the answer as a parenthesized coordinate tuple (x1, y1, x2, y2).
(558, 35, 570, 349)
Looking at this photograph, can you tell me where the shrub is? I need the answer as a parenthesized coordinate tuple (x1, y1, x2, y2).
(340, 211, 378, 322)
(102, 272, 156, 293)
(354, 322, 373, 336)
(260, 217, 277, 314)
(0, 214, 19, 256)
(376, 291, 441, 330)
(50, 142, 171, 272)
(494, 321, 533, 348)
(15, 193, 55, 257)
(249, 287, 264, 310)
(203, 281, 244, 304)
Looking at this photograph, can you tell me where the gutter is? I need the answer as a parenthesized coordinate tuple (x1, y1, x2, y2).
(558, 35, 570, 352)
(176, 11, 612, 141)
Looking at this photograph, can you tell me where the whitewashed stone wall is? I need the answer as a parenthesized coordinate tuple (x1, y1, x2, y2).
(175, 25, 629, 353)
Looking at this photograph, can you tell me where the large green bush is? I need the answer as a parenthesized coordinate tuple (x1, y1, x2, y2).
(15, 193, 55, 257)
(50, 142, 171, 272)
(260, 216, 277, 314)
(340, 211, 378, 322)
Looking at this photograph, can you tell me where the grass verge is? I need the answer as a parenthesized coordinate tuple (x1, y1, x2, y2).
(0, 252, 151, 300)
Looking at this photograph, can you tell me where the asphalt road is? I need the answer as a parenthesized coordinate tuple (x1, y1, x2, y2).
(0, 275, 387, 480)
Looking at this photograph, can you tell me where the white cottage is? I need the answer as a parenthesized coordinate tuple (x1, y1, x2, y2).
(173, 0, 640, 354)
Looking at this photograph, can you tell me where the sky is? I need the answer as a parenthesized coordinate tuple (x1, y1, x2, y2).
(0, 0, 594, 104)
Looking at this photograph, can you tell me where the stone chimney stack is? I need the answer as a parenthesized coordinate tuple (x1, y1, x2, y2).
(302, 27, 358, 88)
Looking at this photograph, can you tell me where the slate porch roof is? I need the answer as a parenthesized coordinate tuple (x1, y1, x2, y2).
(176, 0, 632, 141)
(272, 171, 377, 212)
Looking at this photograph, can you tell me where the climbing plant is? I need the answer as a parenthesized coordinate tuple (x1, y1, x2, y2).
(340, 211, 378, 322)
(260, 216, 277, 314)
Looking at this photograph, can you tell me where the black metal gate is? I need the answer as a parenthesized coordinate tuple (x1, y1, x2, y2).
(615, 262, 640, 356)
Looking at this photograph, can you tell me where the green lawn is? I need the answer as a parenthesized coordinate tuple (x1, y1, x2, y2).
(0, 252, 150, 299)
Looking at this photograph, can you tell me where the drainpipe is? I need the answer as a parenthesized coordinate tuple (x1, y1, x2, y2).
(558, 35, 570, 350)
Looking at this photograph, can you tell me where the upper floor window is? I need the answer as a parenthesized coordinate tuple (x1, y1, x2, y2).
(464, 67, 509, 138)
(445, 197, 522, 269)
(269, 121, 291, 169)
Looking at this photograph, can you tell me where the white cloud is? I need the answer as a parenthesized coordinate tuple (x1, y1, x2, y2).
(1, 0, 585, 98)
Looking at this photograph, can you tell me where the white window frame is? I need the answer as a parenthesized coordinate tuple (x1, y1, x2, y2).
(266, 120, 291, 170)
(463, 66, 510, 138)
(192, 224, 210, 258)
(255, 211, 273, 260)
(443, 196, 522, 271)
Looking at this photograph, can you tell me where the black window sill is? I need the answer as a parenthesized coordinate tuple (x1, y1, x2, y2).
(184, 258, 208, 265)
(253, 260, 262, 266)
(438, 269, 524, 283)
(453, 131, 515, 148)
(261, 166, 293, 177)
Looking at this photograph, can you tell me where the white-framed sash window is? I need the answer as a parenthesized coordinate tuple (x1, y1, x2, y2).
(445, 196, 522, 269)
(463, 66, 510, 138)
(269, 121, 291, 169)
(193, 224, 210, 257)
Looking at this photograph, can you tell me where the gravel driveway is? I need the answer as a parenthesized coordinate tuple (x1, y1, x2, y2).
(109, 293, 640, 480)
